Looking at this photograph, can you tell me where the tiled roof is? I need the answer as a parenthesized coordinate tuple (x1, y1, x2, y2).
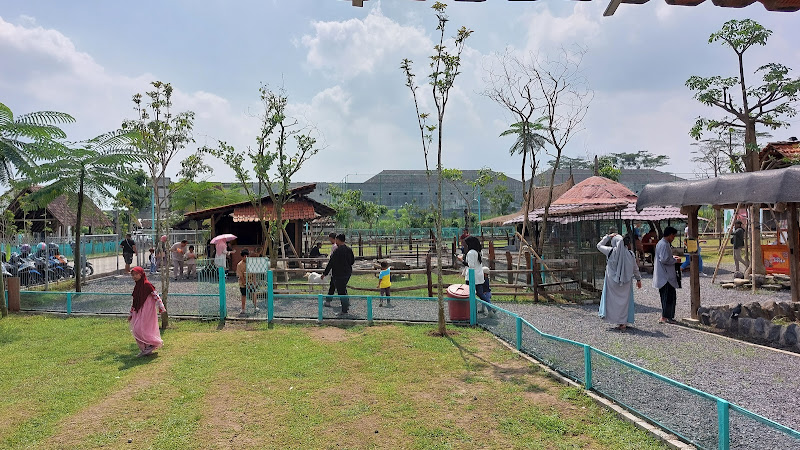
(553, 176, 638, 206)
(480, 176, 574, 226)
(759, 140, 800, 167)
(8, 186, 112, 229)
(232, 201, 318, 222)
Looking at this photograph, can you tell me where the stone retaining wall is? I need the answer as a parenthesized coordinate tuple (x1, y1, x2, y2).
(697, 300, 800, 353)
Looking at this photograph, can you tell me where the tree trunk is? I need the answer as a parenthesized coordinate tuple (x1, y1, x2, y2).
(154, 186, 169, 330)
(743, 120, 766, 275)
(435, 135, 446, 335)
(74, 172, 86, 293)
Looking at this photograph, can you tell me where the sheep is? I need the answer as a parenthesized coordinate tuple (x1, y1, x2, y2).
(304, 272, 324, 284)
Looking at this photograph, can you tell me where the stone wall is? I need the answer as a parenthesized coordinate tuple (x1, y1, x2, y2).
(697, 301, 800, 353)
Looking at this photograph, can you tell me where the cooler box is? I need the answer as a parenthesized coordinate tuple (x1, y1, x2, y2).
(446, 284, 471, 321)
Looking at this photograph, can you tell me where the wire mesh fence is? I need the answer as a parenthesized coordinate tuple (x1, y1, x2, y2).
(9, 266, 800, 449)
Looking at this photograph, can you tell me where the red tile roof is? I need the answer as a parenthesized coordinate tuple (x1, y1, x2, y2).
(232, 201, 318, 222)
(552, 176, 637, 207)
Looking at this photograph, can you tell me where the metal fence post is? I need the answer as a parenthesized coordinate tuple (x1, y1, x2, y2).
(267, 270, 274, 323)
(717, 399, 730, 450)
(468, 268, 476, 325)
(66, 292, 72, 316)
(515, 316, 522, 350)
(584, 345, 593, 390)
(218, 267, 226, 320)
(317, 294, 324, 323)
(367, 296, 373, 325)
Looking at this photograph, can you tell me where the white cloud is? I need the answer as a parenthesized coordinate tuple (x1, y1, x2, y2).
(299, 7, 430, 81)
(520, 3, 603, 54)
(0, 15, 257, 183)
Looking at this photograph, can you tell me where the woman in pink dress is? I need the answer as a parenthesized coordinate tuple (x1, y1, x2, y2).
(128, 266, 166, 357)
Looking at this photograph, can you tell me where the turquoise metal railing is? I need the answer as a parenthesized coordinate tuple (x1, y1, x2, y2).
(13, 267, 800, 449)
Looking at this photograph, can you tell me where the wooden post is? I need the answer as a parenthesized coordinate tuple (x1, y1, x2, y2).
(426, 254, 433, 298)
(409, 231, 412, 251)
(451, 240, 457, 268)
(358, 232, 363, 257)
(532, 255, 540, 302)
(687, 206, 701, 319)
(377, 244, 382, 260)
(524, 251, 532, 285)
(7, 277, 20, 312)
(488, 240, 496, 271)
(505, 251, 513, 285)
(789, 203, 800, 303)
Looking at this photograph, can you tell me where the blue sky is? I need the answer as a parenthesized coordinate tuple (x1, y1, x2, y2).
(1, 0, 798, 185)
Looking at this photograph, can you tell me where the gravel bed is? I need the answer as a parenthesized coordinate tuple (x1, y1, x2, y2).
(491, 273, 800, 448)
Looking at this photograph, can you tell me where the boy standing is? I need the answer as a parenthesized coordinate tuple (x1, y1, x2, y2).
(377, 261, 391, 307)
(148, 248, 157, 274)
(236, 248, 257, 316)
(185, 245, 197, 279)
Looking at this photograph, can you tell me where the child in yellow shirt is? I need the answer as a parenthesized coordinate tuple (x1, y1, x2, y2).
(377, 261, 391, 307)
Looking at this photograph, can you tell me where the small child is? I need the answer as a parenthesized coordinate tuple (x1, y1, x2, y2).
(236, 249, 257, 315)
(185, 245, 197, 279)
(377, 261, 391, 307)
(148, 248, 157, 274)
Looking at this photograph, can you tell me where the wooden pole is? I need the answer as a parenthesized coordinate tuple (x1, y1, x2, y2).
(711, 203, 741, 283)
(750, 205, 757, 293)
(505, 251, 513, 285)
(488, 240, 496, 271)
(789, 203, 800, 303)
(687, 206, 701, 319)
(426, 254, 433, 298)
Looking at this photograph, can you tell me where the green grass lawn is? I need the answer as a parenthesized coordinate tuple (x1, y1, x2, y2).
(0, 316, 667, 449)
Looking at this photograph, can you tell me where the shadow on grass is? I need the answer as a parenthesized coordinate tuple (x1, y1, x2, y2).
(446, 332, 544, 389)
(93, 349, 160, 371)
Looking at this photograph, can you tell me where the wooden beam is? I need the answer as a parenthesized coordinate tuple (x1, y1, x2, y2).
(687, 206, 701, 319)
(789, 203, 800, 303)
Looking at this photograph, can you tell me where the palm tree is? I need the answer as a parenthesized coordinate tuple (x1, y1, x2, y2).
(499, 118, 550, 247)
(0, 102, 74, 183)
(23, 129, 140, 292)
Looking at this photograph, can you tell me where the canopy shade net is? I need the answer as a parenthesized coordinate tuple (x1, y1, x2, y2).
(348, 0, 800, 14)
(635, 165, 800, 211)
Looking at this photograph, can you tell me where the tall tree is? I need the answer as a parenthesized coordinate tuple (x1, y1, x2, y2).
(23, 130, 139, 292)
(605, 151, 669, 170)
(532, 49, 593, 253)
(203, 85, 320, 266)
(401, 1, 473, 336)
(442, 167, 504, 232)
(485, 184, 514, 216)
(170, 181, 246, 214)
(484, 48, 552, 248)
(123, 81, 195, 328)
(0, 102, 74, 184)
(686, 19, 800, 275)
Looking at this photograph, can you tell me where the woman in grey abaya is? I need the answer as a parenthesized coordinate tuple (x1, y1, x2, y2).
(597, 234, 642, 331)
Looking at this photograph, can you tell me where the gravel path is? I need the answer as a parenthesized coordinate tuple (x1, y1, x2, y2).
(23, 266, 800, 448)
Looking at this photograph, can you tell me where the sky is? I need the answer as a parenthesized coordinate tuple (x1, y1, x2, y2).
(1, 0, 798, 185)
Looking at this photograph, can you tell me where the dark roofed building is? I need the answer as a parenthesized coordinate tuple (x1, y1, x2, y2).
(309, 170, 524, 219)
(534, 168, 685, 196)
(7, 186, 113, 236)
